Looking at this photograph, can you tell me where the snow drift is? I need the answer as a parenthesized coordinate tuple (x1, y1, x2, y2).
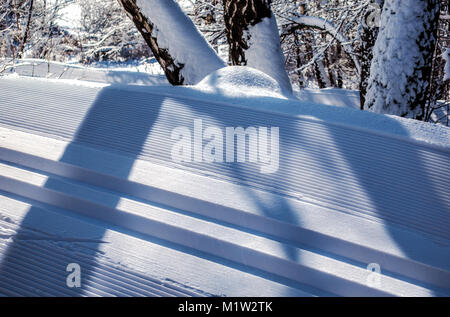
(195, 66, 288, 99)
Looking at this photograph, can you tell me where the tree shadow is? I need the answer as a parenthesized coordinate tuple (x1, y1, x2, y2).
(121, 83, 450, 294)
(0, 83, 324, 296)
(0, 80, 448, 296)
(0, 86, 163, 296)
(326, 119, 450, 294)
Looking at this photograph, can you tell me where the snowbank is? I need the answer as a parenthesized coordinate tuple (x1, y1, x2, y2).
(3, 65, 449, 149)
(1, 58, 168, 86)
(295, 88, 360, 109)
(195, 66, 288, 99)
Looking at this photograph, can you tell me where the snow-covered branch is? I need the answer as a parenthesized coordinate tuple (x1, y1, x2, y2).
(285, 15, 361, 76)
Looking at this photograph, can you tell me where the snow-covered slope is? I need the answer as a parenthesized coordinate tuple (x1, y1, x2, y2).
(0, 75, 449, 296)
(1, 59, 168, 86)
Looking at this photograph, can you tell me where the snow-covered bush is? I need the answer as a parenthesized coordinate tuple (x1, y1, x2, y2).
(77, 0, 150, 63)
(0, 0, 150, 63)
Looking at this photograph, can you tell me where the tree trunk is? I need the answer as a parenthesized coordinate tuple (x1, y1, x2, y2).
(18, 0, 34, 58)
(364, 0, 440, 120)
(358, 0, 384, 110)
(314, 58, 330, 89)
(117, 0, 224, 85)
(222, 0, 292, 94)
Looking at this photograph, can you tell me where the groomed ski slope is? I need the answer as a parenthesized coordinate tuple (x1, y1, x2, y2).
(0, 74, 449, 296)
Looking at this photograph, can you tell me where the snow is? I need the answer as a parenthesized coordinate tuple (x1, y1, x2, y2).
(1, 58, 168, 86)
(0, 66, 449, 296)
(136, 0, 226, 84)
(0, 0, 448, 297)
(245, 16, 293, 95)
(195, 66, 287, 99)
(290, 16, 361, 75)
(0, 190, 309, 297)
(364, 0, 439, 118)
(295, 88, 360, 109)
(444, 48, 450, 81)
(3, 61, 449, 148)
(56, 3, 82, 31)
(1, 75, 449, 296)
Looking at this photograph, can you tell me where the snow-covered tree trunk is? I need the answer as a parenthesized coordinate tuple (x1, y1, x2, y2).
(358, 0, 384, 110)
(364, 0, 440, 120)
(315, 57, 331, 89)
(222, 0, 292, 94)
(117, 0, 225, 85)
(18, 0, 34, 58)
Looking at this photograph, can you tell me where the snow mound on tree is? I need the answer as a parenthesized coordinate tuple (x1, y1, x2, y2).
(195, 66, 288, 99)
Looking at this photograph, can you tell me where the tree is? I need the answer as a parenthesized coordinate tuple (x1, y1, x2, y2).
(17, 0, 34, 58)
(357, 0, 384, 109)
(425, 0, 450, 124)
(364, 0, 440, 119)
(117, 0, 225, 85)
(222, 0, 292, 94)
(283, 15, 361, 87)
(75, 0, 148, 63)
(274, 0, 366, 90)
(0, 0, 74, 61)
